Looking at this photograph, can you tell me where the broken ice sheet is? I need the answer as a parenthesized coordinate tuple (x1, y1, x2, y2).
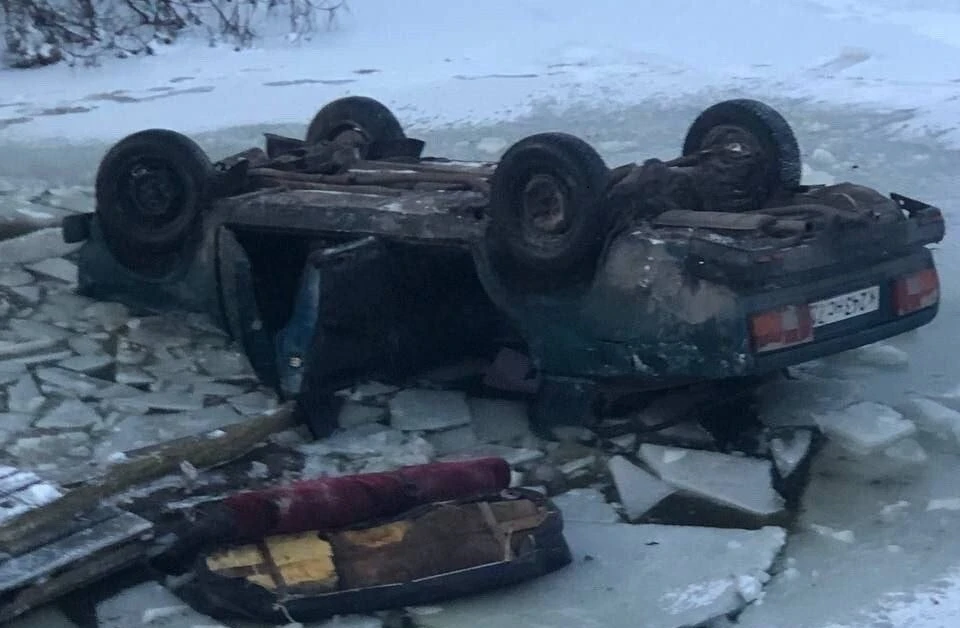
(0, 265, 33, 288)
(639, 444, 785, 518)
(124, 316, 193, 348)
(0, 227, 80, 264)
(551, 487, 620, 523)
(815, 437, 928, 482)
(80, 301, 130, 332)
(7, 374, 44, 413)
(111, 390, 206, 413)
(814, 401, 916, 455)
(195, 348, 254, 380)
(228, 390, 277, 415)
(425, 424, 480, 455)
(8, 317, 72, 341)
(389, 388, 472, 432)
(25, 257, 77, 284)
(901, 396, 960, 444)
(608, 455, 676, 522)
(337, 400, 388, 429)
(97, 581, 228, 628)
(34, 399, 103, 429)
(757, 375, 864, 429)
(418, 524, 786, 628)
(839, 342, 909, 369)
(10, 432, 91, 464)
(58, 353, 113, 374)
(768, 428, 815, 478)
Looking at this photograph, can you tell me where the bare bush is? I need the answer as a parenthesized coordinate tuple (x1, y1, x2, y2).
(0, 0, 348, 68)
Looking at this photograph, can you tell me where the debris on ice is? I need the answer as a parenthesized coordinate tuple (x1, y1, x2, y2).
(814, 401, 915, 455)
(639, 444, 785, 519)
(608, 455, 676, 522)
(389, 389, 472, 432)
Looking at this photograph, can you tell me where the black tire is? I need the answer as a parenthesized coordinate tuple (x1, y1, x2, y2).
(682, 99, 802, 198)
(95, 129, 213, 275)
(487, 132, 610, 286)
(305, 96, 405, 156)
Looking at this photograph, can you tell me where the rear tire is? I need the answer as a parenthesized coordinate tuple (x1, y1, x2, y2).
(486, 132, 610, 290)
(305, 96, 406, 158)
(682, 99, 802, 206)
(95, 129, 213, 276)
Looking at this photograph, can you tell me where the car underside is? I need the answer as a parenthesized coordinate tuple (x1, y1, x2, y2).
(64, 96, 946, 435)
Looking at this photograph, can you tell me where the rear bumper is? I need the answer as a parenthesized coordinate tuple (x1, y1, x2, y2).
(750, 304, 935, 372)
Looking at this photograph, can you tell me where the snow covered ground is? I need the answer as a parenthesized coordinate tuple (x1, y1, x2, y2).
(3, 0, 960, 627)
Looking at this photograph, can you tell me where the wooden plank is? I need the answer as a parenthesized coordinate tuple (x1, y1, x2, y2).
(0, 542, 148, 623)
(0, 510, 152, 592)
(0, 403, 297, 556)
(0, 472, 62, 526)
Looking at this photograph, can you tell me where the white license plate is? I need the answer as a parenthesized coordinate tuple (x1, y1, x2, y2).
(810, 286, 880, 328)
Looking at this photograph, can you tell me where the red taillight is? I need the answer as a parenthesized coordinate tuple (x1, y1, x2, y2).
(892, 268, 939, 316)
(749, 304, 814, 353)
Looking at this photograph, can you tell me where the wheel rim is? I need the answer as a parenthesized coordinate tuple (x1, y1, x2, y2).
(521, 174, 572, 249)
(700, 124, 764, 157)
(118, 156, 188, 230)
(330, 126, 369, 150)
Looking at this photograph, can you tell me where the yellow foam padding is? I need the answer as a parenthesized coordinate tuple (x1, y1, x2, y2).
(205, 544, 264, 571)
(337, 520, 411, 548)
(265, 532, 338, 588)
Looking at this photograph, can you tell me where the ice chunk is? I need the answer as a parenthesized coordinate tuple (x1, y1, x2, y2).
(67, 336, 102, 355)
(842, 342, 909, 369)
(35, 399, 102, 429)
(112, 391, 206, 413)
(810, 147, 837, 165)
(389, 389, 472, 432)
(0, 228, 79, 264)
(196, 348, 254, 380)
(228, 390, 278, 415)
(469, 397, 531, 444)
(10, 432, 90, 463)
(808, 523, 855, 543)
(0, 413, 37, 433)
(8, 318, 72, 341)
(7, 374, 44, 413)
(0, 337, 58, 359)
(425, 424, 480, 455)
(58, 353, 113, 374)
(80, 302, 130, 331)
(926, 498, 960, 512)
(114, 365, 154, 387)
(815, 438, 928, 482)
(97, 581, 228, 628)
(418, 524, 786, 628)
(0, 266, 33, 288)
(35, 367, 116, 398)
(902, 396, 960, 443)
(814, 401, 915, 455)
(114, 340, 149, 366)
(93, 405, 243, 460)
(768, 428, 815, 478)
(608, 455, 676, 522)
(477, 137, 509, 155)
(639, 444, 785, 518)
(551, 487, 620, 523)
(125, 316, 193, 348)
(5, 606, 79, 628)
(10, 285, 41, 304)
(25, 257, 77, 284)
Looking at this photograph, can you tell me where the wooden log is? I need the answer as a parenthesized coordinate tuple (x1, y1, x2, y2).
(249, 167, 490, 194)
(0, 403, 298, 556)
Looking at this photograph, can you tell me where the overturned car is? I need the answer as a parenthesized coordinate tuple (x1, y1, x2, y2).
(63, 96, 945, 435)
